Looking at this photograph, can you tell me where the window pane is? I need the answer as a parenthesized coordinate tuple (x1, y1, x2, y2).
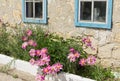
(35, 2, 43, 18)
(26, 2, 33, 18)
(93, 1, 106, 22)
(80, 2, 92, 21)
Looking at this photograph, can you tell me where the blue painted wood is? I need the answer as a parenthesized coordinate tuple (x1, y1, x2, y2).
(74, 0, 79, 26)
(75, 0, 113, 29)
(107, 0, 113, 29)
(22, 0, 25, 22)
(22, 0, 47, 24)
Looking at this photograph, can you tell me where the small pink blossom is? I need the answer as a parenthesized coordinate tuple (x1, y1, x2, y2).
(50, 65, 56, 75)
(82, 37, 91, 47)
(53, 63, 63, 72)
(22, 36, 28, 41)
(26, 29, 32, 36)
(41, 56, 50, 65)
(35, 74, 45, 81)
(32, 41, 37, 47)
(67, 53, 76, 62)
(36, 56, 50, 66)
(40, 48, 48, 54)
(22, 42, 28, 49)
(28, 40, 37, 47)
(67, 50, 80, 62)
(87, 56, 96, 65)
(29, 49, 36, 57)
(79, 58, 86, 66)
(29, 58, 35, 65)
(35, 50, 41, 56)
(74, 52, 80, 58)
(69, 48, 75, 53)
(42, 66, 51, 74)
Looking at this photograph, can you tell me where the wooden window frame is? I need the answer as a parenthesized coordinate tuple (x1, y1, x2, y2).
(22, 0, 47, 24)
(75, 0, 113, 29)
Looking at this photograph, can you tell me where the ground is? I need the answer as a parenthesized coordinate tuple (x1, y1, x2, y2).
(0, 64, 36, 81)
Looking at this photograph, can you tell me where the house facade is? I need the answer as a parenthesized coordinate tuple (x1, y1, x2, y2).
(0, 0, 120, 68)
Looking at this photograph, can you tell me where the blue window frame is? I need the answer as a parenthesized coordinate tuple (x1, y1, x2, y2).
(75, 0, 113, 29)
(22, 0, 47, 24)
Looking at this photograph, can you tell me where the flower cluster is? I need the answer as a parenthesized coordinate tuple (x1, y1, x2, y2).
(79, 55, 96, 66)
(42, 63, 63, 75)
(67, 48, 96, 66)
(29, 48, 50, 66)
(35, 63, 63, 81)
(21, 29, 97, 81)
(21, 29, 63, 81)
(29, 48, 63, 81)
(82, 37, 95, 50)
(30, 48, 63, 81)
(67, 48, 80, 62)
(22, 29, 37, 49)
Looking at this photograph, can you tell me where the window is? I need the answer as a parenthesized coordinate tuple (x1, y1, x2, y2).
(75, 0, 113, 29)
(22, 0, 47, 24)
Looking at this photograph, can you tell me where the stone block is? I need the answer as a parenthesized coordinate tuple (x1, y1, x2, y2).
(98, 30, 112, 46)
(113, 60, 120, 68)
(98, 44, 114, 58)
(100, 59, 114, 68)
(114, 32, 120, 43)
(113, 0, 120, 22)
(112, 48, 120, 60)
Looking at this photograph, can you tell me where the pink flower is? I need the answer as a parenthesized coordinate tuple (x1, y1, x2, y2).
(40, 48, 48, 54)
(22, 42, 28, 49)
(42, 66, 51, 74)
(28, 40, 34, 45)
(87, 56, 96, 65)
(41, 56, 50, 65)
(69, 48, 75, 53)
(28, 40, 37, 47)
(67, 53, 76, 62)
(67, 50, 80, 62)
(29, 58, 35, 65)
(32, 42, 37, 47)
(50, 65, 56, 75)
(74, 52, 80, 58)
(29, 49, 36, 57)
(36, 56, 50, 66)
(53, 63, 63, 72)
(35, 50, 41, 56)
(26, 29, 32, 36)
(79, 58, 86, 66)
(22, 36, 28, 41)
(35, 74, 45, 81)
(82, 37, 91, 46)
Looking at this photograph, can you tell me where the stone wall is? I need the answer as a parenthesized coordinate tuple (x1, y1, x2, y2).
(0, 0, 120, 68)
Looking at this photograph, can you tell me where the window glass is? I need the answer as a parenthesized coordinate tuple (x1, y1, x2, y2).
(35, 2, 43, 18)
(80, 2, 92, 21)
(26, 2, 33, 18)
(93, 1, 106, 22)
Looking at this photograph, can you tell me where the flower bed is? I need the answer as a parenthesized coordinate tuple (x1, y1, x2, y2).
(0, 54, 95, 81)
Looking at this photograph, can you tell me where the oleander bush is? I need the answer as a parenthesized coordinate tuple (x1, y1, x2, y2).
(0, 25, 114, 81)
